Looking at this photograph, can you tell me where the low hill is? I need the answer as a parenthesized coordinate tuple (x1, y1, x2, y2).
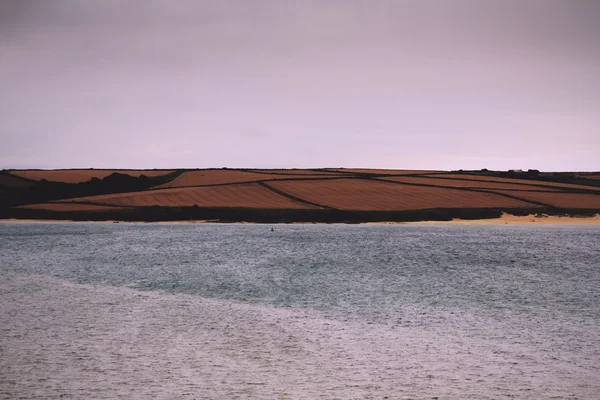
(2, 168, 599, 222)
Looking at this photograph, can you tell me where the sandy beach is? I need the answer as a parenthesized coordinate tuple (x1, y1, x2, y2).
(401, 213, 600, 225)
(2, 213, 600, 225)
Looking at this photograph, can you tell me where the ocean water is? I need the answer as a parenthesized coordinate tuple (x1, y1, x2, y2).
(1, 222, 599, 399)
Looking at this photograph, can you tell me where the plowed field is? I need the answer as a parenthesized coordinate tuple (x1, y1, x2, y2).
(61, 184, 318, 209)
(246, 169, 344, 176)
(268, 179, 540, 211)
(324, 169, 438, 175)
(10, 170, 174, 183)
(18, 203, 125, 211)
(491, 191, 600, 209)
(156, 170, 336, 189)
(427, 174, 600, 192)
(377, 177, 560, 192)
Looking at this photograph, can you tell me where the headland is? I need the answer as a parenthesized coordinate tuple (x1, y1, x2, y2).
(2, 168, 599, 224)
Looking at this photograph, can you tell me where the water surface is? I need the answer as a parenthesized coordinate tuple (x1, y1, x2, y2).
(1, 222, 599, 398)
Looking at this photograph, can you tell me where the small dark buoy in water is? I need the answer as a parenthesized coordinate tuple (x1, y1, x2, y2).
(271, 227, 274, 232)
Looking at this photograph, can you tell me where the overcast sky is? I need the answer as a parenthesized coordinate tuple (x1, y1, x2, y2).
(1, 1, 599, 171)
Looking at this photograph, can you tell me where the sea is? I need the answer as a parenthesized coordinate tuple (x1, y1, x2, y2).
(1, 222, 599, 399)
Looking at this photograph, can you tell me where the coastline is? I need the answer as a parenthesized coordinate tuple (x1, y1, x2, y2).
(2, 213, 599, 225)
(399, 213, 600, 225)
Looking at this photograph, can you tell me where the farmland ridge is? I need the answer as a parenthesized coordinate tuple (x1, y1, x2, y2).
(1, 168, 599, 223)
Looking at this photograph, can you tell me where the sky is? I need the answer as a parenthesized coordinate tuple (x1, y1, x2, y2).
(1, 1, 599, 171)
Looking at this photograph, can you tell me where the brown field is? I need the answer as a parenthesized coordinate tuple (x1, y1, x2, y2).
(427, 174, 600, 191)
(490, 191, 600, 209)
(581, 174, 600, 180)
(377, 176, 560, 191)
(60, 183, 318, 209)
(156, 170, 337, 189)
(18, 203, 125, 212)
(10, 169, 174, 183)
(0, 174, 33, 188)
(245, 169, 345, 176)
(6, 169, 600, 218)
(268, 179, 539, 211)
(324, 168, 439, 175)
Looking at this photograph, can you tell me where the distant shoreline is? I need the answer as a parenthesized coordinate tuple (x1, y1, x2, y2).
(3, 168, 599, 224)
(396, 213, 600, 225)
(2, 213, 599, 225)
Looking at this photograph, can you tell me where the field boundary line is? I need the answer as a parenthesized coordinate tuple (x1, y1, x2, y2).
(371, 177, 551, 208)
(148, 175, 365, 191)
(242, 169, 346, 177)
(412, 174, 600, 193)
(320, 169, 443, 177)
(258, 182, 336, 210)
(376, 177, 563, 193)
(54, 200, 136, 208)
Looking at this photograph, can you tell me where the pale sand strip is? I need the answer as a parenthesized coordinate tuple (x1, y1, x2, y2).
(1, 213, 600, 225)
(398, 213, 600, 225)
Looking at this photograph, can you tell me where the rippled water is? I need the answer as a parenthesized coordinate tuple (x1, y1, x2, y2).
(1, 222, 599, 399)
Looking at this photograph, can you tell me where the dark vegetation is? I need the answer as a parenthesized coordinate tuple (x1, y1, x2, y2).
(2, 205, 598, 223)
(0, 170, 182, 208)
